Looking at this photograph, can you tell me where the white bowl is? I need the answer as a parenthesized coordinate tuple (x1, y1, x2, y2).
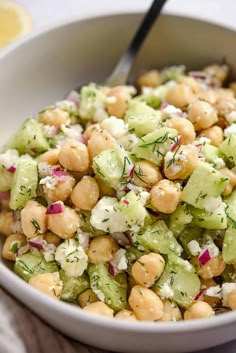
(1, 12, 236, 353)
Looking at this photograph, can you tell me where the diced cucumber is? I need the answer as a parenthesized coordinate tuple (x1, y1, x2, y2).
(93, 149, 132, 190)
(181, 161, 229, 209)
(224, 189, 236, 225)
(219, 135, 236, 166)
(88, 263, 128, 311)
(118, 191, 148, 232)
(201, 144, 225, 168)
(153, 254, 200, 308)
(0, 165, 13, 191)
(59, 270, 90, 302)
(222, 225, 236, 264)
(10, 158, 38, 210)
(124, 100, 162, 137)
(221, 265, 236, 282)
(79, 210, 106, 237)
(14, 253, 59, 282)
(168, 203, 193, 237)
(132, 127, 178, 166)
(161, 65, 185, 82)
(190, 202, 227, 230)
(4, 118, 49, 156)
(78, 83, 106, 122)
(135, 90, 162, 109)
(132, 220, 182, 256)
(178, 225, 203, 256)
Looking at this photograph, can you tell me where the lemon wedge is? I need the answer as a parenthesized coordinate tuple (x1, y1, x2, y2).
(0, 0, 32, 49)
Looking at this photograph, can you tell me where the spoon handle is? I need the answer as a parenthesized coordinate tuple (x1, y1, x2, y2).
(106, 0, 167, 86)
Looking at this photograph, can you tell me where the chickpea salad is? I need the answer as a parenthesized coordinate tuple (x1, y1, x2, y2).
(1, 64, 236, 322)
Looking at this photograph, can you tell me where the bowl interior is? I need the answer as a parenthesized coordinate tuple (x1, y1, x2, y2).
(1, 12, 236, 353)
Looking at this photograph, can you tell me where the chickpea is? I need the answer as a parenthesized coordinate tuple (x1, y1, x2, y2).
(78, 289, 99, 308)
(105, 86, 131, 119)
(0, 211, 14, 236)
(39, 108, 70, 126)
(197, 90, 218, 105)
(48, 205, 80, 239)
(115, 310, 137, 321)
(227, 289, 236, 310)
(166, 83, 196, 109)
(229, 82, 236, 97)
(200, 278, 221, 308)
(95, 177, 116, 197)
(29, 272, 62, 299)
(87, 235, 119, 264)
(87, 130, 116, 161)
(191, 255, 226, 280)
(21, 201, 47, 239)
(133, 161, 161, 189)
(137, 70, 161, 88)
(219, 168, 236, 196)
(44, 174, 76, 202)
(164, 144, 198, 180)
(43, 231, 62, 246)
(150, 179, 181, 214)
(179, 76, 201, 93)
(83, 301, 114, 318)
(38, 149, 60, 165)
(188, 100, 218, 131)
(83, 123, 101, 142)
(128, 285, 163, 321)
(165, 117, 196, 145)
(184, 301, 215, 320)
(71, 176, 99, 211)
(59, 138, 89, 172)
(2, 233, 27, 261)
(131, 253, 165, 288)
(160, 299, 182, 322)
(204, 64, 228, 85)
(200, 125, 224, 147)
(214, 95, 236, 116)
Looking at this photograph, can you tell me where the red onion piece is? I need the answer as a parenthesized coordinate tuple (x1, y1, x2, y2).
(122, 199, 129, 206)
(160, 102, 168, 110)
(46, 202, 63, 215)
(52, 168, 68, 178)
(66, 90, 79, 107)
(189, 71, 208, 80)
(29, 240, 44, 250)
(198, 249, 211, 265)
(194, 288, 207, 301)
(0, 191, 10, 200)
(7, 166, 16, 173)
(108, 262, 117, 276)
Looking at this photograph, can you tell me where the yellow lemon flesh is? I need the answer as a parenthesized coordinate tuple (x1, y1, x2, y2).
(0, 0, 32, 48)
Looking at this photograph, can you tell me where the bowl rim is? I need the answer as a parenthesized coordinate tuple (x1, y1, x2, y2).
(1, 10, 236, 333)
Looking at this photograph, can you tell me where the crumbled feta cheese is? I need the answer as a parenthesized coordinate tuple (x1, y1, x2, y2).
(61, 124, 83, 140)
(93, 107, 108, 123)
(42, 124, 58, 138)
(118, 133, 139, 151)
(100, 116, 128, 139)
(90, 275, 106, 302)
(182, 260, 193, 272)
(110, 248, 128, 271)
(222, 283, 236, 306)
(202, 242, 219, 259)
(77, 230, 90, 250)
(38, 162, 53, 178)
(187, 240, 202, 256)
(0, 149, 19, 170)
(197, 136, 211, 145)
(55, 239, 88, 277)
(39, 176, 58, 190)
(56, 100, 77, 114)
(213, 157, 225, 169)
(43, 243, 56, 262)
(159, 282, 174, 299)
(205, 285, 222, 299)
(90, 197, 127, 233)
(225, 111, 236, 124)
(224, 124, 236, 137)
(204, 196, 222, 212)
(164, 151, 174, 163)
(162, 104, 183, 119)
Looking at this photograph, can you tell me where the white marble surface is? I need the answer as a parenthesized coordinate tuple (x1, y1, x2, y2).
(2, 1, 236, 353)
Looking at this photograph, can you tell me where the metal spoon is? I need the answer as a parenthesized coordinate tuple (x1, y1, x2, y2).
(71, 0, 167, 93)
(106, 0, 167, 87)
